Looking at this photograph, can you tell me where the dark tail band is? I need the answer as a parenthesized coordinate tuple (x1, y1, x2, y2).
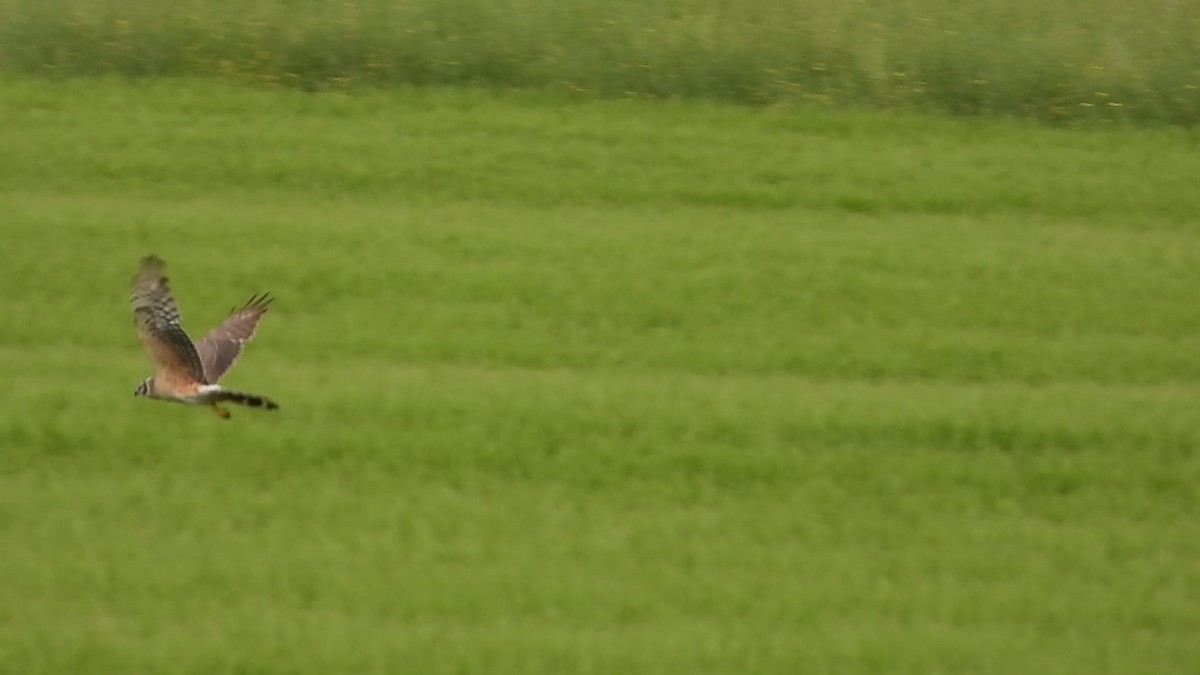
(218, 390, 279, 411)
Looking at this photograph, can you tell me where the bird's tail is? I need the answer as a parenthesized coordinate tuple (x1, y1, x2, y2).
(215, 389, 279, 411)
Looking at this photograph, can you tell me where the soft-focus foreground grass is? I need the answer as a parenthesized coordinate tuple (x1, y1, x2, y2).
(1, 0, 1199, 123)
(0, 79, 1198, 673)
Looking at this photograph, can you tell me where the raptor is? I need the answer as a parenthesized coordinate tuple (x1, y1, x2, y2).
(130, 255, 280, 419)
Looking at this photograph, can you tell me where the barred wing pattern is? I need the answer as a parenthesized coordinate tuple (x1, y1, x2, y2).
(130, 255, 207, 385)
(195, 293, 274, 384)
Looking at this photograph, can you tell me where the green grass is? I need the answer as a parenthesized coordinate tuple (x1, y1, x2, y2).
(1, 78, 1199, 673)
(1, 0, 1199, 124)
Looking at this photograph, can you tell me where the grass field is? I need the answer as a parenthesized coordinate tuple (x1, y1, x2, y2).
(2, 0, 1199, 124)
(1, 78, 1199, 673)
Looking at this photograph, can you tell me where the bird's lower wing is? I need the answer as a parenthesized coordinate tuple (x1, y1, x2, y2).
(194, 293, 273, 383)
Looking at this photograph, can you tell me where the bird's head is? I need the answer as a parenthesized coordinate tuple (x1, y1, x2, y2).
(133, 379, 151, 397)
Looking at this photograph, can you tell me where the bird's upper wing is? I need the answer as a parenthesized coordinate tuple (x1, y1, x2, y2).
(194, 293, 273, 384)
(130, 255, 207, 384)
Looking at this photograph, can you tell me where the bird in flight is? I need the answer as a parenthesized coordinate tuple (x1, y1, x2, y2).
(130, 255, 280, 419)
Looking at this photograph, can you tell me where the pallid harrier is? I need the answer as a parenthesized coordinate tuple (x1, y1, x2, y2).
(131, 255, 279, 419)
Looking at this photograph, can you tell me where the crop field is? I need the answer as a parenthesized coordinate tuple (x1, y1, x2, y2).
(2, 0, 1200, 123)
(0, 76, 1199, 673)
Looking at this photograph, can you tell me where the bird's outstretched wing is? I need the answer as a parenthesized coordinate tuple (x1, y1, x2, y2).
(194, 293, 273, 384)
(130, 255, 206, 385)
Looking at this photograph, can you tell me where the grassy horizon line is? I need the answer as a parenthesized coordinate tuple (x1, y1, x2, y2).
(1, 0, 1198, 125)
